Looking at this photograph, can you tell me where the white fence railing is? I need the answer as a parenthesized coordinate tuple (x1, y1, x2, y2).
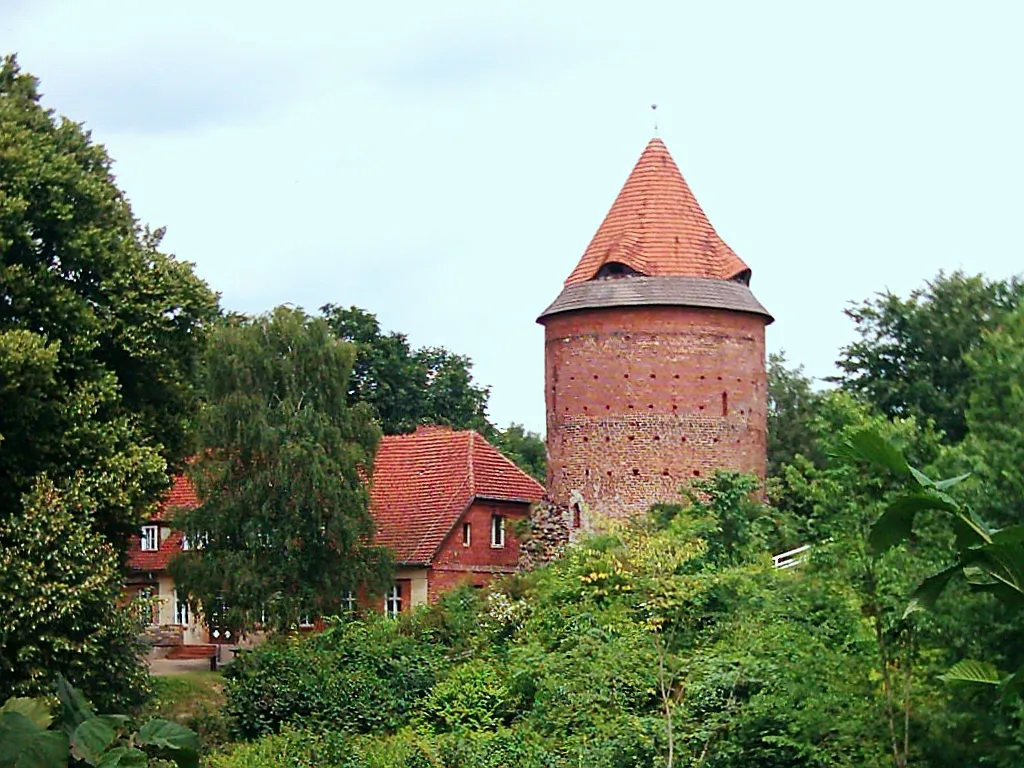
(772, 544, 811, 570)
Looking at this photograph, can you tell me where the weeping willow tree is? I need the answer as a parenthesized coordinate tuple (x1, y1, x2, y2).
(169, 307, 393, 632)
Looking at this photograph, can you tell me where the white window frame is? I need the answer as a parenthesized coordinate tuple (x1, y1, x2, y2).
(490, 514, 505, 548)
(141, 525, 159, 552)
(173, 591, 190, 626)
(180, 535, 192, 551)
(384, 585, 402, 617)
(298, 614, 314, 628)
(462, 522, 471, 547)
(343, 591, 357, 613)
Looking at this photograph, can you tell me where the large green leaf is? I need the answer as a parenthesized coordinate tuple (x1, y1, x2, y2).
(951, 508, 993, 550)
(94, 747, 148, 767)
(869, 493, 958, 554)
(0, 711, 69, 768)
(1000, 664, 1024, 702)
(933, 472, 971, 491)
(941, 658, 1002, 685)
(0, 699, 52, 730)
(135, 719, 199, 768)
(70, 718, 117, 764)
(54, 676, 92, 736)
(835, 429, 912, 477)
(961, 543, 1024, 607)
(904, 564, 962, 618)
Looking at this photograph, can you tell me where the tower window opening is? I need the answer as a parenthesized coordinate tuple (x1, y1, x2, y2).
(595, 261, 643, 279)
(722, 391, 728, 416)
(572, 503, 581, 529)
(632, 469, 640, 477)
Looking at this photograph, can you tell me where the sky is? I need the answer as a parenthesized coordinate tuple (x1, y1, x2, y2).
(4, 1, 1022, 434)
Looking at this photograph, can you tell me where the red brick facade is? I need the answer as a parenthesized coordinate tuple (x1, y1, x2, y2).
(544, 305, 767, 519)
(426, 499, 526, 601)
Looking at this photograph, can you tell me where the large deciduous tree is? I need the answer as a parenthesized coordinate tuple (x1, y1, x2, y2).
(0, 55, 217, 705)
(170, 307, 393, 632)
(320, 304, 492, 435)
(766, 352, 825, 477)
(833, 271, 1023, 444)
(0, 55, 219, 550)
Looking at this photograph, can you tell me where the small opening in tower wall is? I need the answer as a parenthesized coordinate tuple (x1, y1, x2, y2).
(632, 469, 640, 476)
(693, 470, 701, 477)
(595, 261, 643, 279)
(572, 502, 581, 529)
(722, 391, 728, 416)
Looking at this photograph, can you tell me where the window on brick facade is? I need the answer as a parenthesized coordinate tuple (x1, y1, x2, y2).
(299, 614, 314, 628)
(141, 525, 158, 551)
(343, 591, 357, 613)
(462, 522, 471, 547)
(385, 585, 402, 617)
(491, 514, 505, 548)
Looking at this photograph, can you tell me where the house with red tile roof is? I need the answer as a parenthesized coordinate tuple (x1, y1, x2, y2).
(372, 425, 545, 613)
(126, 425, 544, 633)
(126, 475, 206, 645)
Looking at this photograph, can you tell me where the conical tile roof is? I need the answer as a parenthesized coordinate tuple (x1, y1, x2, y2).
(564, 138, 750, 285)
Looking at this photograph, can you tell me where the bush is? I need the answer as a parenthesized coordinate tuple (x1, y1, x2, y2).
(225, 616, 446, 739)
(421, 659, 514, 731)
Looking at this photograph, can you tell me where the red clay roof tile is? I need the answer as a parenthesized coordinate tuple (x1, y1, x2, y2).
(370, 426, 545, 564)
(564, 138, 750, 286)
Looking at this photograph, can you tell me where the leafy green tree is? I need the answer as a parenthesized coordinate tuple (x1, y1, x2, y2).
(169, 307, 393, 632)
(320, 305, 491, 435)
(0, 55, 219, 551)
(0, 478, 149, 711)
(766, 352, 825, 477)
(491, 424, 546, 483)
(961, 305, 1024, 526)
(833, 270, 1023, 444)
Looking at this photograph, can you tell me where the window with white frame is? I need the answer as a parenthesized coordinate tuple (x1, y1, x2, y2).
(462, 522, 471, 547)
(180, 535, 192, 551)
(173, 592, 190, 625)
(298, 614, 314, 628)
(141, 525, 159, 551)
(384, 585, 402, 617)
(343, 591, 357, 613)
(490, 514, 505, 548)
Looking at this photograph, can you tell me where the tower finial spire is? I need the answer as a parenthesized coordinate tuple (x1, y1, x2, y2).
(651, 103, 658, 135)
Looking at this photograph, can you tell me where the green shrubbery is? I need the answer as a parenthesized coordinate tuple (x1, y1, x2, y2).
(213, 473, 896, 767)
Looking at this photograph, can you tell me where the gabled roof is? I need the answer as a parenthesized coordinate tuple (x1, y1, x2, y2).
(153, 474, 199, 522)
(563, 138, 750, 285)
(370, 425, 545, 565)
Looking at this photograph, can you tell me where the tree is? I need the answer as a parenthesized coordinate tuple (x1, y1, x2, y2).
(833, 271, 1023, 444)
(491, 424, 546, 483)
(321, 305, 546, 478)
(0, 478, 149, 711)
(961, 305, 1024, 526)
(0, 55, 219, 551)
(320, 305, 491, 435)
(169, 307, 393, 632)
(0, 55, 216, 706)
(766, 352, 825, 477)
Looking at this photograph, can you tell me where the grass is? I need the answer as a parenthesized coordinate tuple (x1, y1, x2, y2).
(142, 671, 231, 753)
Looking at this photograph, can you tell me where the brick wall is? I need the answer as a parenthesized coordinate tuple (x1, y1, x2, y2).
(542, 304, 768, 521)
(427, 499, 526, 601)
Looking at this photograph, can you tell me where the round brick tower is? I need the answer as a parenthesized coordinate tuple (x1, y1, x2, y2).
(538, 138, 773, 522)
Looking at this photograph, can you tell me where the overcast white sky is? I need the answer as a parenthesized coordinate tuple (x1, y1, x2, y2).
(5, 1, 1022, 433)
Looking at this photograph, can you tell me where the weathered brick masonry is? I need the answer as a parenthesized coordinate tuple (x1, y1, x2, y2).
(544, 306, 766, 518)
(539, 137, 772, 522)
